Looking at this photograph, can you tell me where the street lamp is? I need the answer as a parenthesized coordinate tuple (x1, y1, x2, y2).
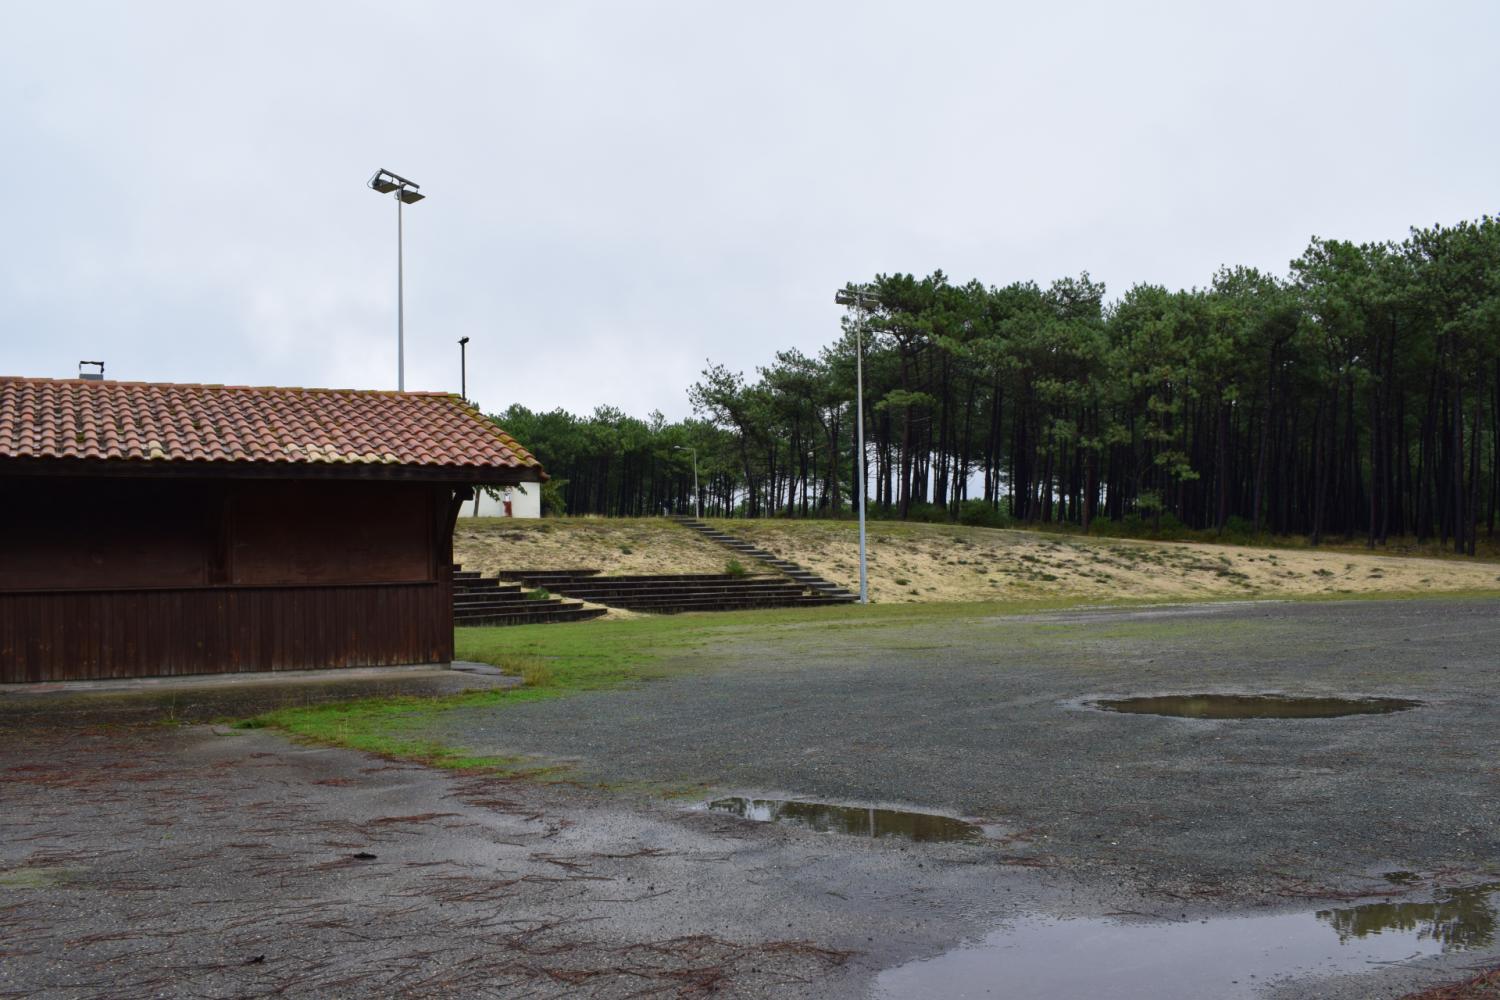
(834, 286, 880, 605)
(367, 168, 426, 391)
(673, 445, 700, 518)
(457, 336, 470, 401)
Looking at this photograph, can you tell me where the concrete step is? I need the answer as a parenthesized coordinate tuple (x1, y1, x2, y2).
(504, 573, 760, 585)
(667, 519, 857, 603)
(550, 587, 808, 602)
(456, 606, 607, 627)
(452, 577, 505, 590)
(493, 568, 602, 581)
(451, 568, 608, 628)
(455, 584, 522, 594)
(455, 597, 562, 612)
(607, 597, 849, 614)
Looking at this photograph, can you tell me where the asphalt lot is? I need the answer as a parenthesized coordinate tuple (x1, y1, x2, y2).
(4, 597, 1499, 998)
(431, 598, 1500, 900)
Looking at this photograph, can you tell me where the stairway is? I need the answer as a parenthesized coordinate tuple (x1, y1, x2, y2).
(452, 566, 608, 626)
(670, 517, 859, 603)
(495, 569, 853, 614)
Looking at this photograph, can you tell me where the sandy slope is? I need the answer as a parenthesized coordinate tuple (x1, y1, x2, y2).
(454, 516, 736, 579)
(454, 516, 1500, 604)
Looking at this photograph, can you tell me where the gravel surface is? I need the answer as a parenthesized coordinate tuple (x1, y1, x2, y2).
(427, 597, 1500, 995)
(430, 599, 1500, 894)
(0, 721, 1087, 998)
(4, 598, 1499, 998)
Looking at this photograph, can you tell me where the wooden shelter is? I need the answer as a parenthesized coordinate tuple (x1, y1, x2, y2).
(0, 377, 544, 683)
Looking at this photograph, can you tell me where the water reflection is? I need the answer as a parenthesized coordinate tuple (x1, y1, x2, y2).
(1319, 883, 1498, 951)
(876, 885, 1499, 1000)
(1095, 694, 1421, 719)
(707, 797, 981, 843)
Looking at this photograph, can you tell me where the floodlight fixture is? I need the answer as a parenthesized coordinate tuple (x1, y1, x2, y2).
(368, 168, 418, 194)
(834, 288, 881, 309)
(367, 168, 427, 391)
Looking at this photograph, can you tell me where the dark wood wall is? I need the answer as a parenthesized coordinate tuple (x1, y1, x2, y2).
(0, 477, 460, 682)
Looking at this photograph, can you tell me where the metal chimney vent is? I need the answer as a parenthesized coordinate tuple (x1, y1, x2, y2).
(79, 361, 105, 381)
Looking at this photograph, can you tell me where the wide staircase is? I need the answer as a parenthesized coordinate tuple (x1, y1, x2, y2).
(494, 568, 852, 614)
(452, 565, 608, 626)
(671, 517, 859, 603)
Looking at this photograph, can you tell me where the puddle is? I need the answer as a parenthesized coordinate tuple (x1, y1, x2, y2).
(1093, 694, 1421, 719)
(706, 797, 982, 843)
(1320, 883, 1498, 951)
(876, 885, 1499, 999)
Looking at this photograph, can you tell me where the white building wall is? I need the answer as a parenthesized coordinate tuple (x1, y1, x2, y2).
(468, 481, 542, 519)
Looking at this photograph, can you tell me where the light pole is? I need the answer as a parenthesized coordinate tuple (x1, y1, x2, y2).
(673, 445, 700, 518)
(835, 286, 879, 604)
(367, 168, 426, 391)
(458, 336, 470, 401)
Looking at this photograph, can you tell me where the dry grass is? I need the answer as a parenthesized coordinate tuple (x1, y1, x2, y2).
(725, 519, 1500, 603)
(454, 517, 733, 578)
(454, 516, 1500, 605)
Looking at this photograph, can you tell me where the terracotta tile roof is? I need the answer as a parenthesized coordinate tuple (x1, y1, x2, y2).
(0, 377, 544, 479)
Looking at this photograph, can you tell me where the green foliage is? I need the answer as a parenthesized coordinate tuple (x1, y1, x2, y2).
(540, 478, 568, 516)
(724, 558, 748, 578)
(959, 500, 1011, 529)
(485, 214, 1500, 553)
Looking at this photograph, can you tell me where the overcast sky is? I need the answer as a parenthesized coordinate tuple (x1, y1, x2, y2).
(4, 1, 1496, 419)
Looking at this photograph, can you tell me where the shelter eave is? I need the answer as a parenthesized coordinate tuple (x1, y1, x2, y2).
(0, 457, 544, 486)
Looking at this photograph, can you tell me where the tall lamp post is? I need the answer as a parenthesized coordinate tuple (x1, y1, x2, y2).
(834, 286, 879, 605)
(457, 336, 470, 401)
(673, 445, 700, 518)
(367, 168, 426, 391)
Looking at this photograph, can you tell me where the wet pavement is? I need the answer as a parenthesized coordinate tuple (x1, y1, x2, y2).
(4, 598, 1500, 998)
(421, 596, 1500, 996)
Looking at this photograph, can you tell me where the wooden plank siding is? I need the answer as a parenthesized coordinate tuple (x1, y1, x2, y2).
(0, 478, 464, 682)
(0, 583, 450, 683)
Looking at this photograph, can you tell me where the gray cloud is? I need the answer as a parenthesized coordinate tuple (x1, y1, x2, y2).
(3, 0, 1496, 418)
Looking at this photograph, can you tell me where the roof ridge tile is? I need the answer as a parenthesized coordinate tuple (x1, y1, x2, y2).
(0, 376, 542, 477)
